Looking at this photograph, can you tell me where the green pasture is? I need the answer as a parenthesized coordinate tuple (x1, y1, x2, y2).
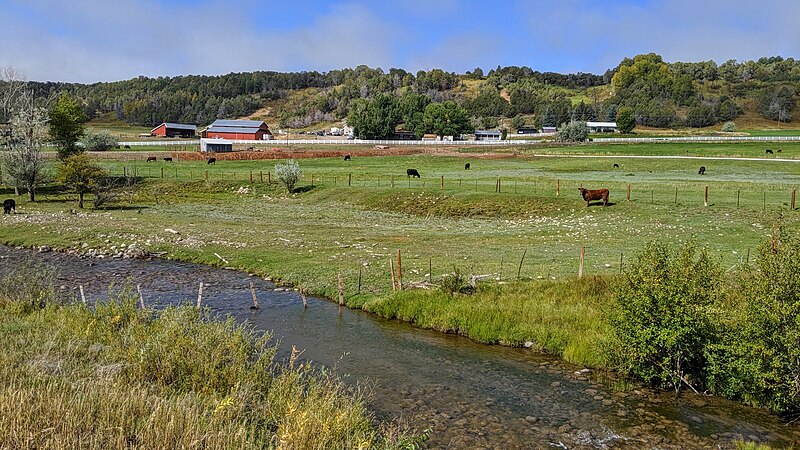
(1, 148, 798, 365)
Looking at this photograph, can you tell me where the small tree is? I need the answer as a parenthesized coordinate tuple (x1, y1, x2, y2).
(1, 89, 48, 201)
(555, 120, 589, 142)
(83, 130, 118, 151)
(275, 159, 302, 193)
(500, 128, 508, 140)
(50, 93, 87, 160)
(616, 107, 636, 134)
(511, 115, 525, 130)
(610, 242, 721, 394)
(56, 153, 107, 208)
(721, 121, 736, 132)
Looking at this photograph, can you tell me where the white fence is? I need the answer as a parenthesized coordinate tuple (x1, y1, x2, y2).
(116, 135, 800, 147)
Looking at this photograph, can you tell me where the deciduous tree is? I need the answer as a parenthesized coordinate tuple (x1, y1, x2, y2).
(56, 153, 107, 208)
(50, 93, 87, 160)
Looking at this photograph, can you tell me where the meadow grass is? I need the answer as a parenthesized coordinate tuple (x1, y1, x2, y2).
(0, 147, 798, 368)
(0, 263, 418, 449)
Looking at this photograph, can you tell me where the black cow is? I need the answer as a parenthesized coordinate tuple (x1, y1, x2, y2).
(465, 163, 470, 170)
(146, 156, 157, 162)
(3, 199, 15, 214)
(163, 157, 173, 162)
(406, 168, 420, 178)
(777, 148, 783, 153)
(698, 166, 706, 175)
(124, 145, 131, 149)
(766, 149, 774, 155)
(207, 157, 216, 165)
(344, 154, 351, 161)
(613, 163, 620, 168)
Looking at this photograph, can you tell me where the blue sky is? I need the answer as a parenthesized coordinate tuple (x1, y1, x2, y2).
(0, 0, 797, 83)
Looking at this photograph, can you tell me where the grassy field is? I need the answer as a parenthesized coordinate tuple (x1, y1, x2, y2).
(0, 262, 417, 449)
(1, 146, 798, 366)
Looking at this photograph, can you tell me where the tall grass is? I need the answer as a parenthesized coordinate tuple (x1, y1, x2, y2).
(360, 277, 613, 367)
(0, 270, 419, 449)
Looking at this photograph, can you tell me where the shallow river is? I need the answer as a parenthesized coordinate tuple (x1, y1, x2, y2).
(1, 246, 798, 449)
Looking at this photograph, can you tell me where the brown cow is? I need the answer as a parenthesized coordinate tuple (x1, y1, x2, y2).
(146, 156, 157, 162)
(578, 188, 609, 207)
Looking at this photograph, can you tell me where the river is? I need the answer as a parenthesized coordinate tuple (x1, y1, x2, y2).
(1, 246, 797, 449)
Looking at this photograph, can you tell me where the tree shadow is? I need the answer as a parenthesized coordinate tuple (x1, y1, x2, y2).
(292, 185, 317, 194)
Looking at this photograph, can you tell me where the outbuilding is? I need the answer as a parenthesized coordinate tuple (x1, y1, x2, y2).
(200, 138, 233, 153)
(475, 130, 502, 141)
(516, 127, 539, 135)
(151, 122, 197, 138)
(542, 126, 557, 133)
(202, 119, 272, 140)
(586, 121, 618, 133)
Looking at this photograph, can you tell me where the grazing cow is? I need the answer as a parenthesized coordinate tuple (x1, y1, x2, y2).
(613, 163, 620, 168)
(578, 188, 609, 207)
(766, 149, 774, 155)
(3, 199, 15, 214)
(698, 166, 706, 175)
(777, 148, 783, 153)
(146, 156, 157, 162)
(124, 145, 131, 149)
(163, 157, 173, 162)
(406, 168, 420, 178)
(344, 154, 351, 161)
(465, 163, 471, 170)
(207, 157, 216, 165)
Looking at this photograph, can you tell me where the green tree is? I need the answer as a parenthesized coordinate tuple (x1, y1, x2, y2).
(274, 159, 302, 193)
(685, 104, 717, 128)
(56, 153, 107, 208)
(346, 94, 399, 139)
(82, 130, 118, 151)
(555, 120, 588, 142)
(511, 115, 525, 130)
(610, 242, 721, 394)
(616, 107, 636, 133)
(421, 101, 472, 138)
(50, 93, 88, 160)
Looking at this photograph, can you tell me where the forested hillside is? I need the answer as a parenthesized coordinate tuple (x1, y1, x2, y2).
(12, 54, 800, 133)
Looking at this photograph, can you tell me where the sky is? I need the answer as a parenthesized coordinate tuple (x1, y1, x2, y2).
(0, 0, 798, 83)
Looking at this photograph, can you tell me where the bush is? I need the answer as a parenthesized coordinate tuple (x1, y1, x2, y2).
(555, 120, 589, 142)
(275, 159, 302, 193)
(82, 131, 118, 151)
(0, 257, 57, 312)
(439, 267, 473, 295)
(615, 107, 636, 134)
(711, 228, 800, 414)
(721, 121, 736, 132)
(685, 104, 717, 128)
(609, 241, 721, 393)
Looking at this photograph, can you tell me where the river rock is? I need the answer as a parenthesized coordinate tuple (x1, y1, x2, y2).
(525, 416, 539, 424)
(523, 341, 534, 348)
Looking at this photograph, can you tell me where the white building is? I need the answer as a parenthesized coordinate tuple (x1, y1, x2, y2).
(586, 121, 618, 133)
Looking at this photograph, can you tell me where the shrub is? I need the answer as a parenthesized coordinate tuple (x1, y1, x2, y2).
(439, 267, 473, 295)
(556, 120, 589, 142)
(82, 131, 118, 151)
(609, 241, 721, 393)
(615, 107, 636, 134)
(721, 121, 736, 132)
(275, 159, 302, 193)
(0, 257, 57, 312)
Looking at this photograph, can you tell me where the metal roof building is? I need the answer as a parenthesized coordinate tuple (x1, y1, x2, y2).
(151, 122, 197, 138)
(202, 119, 272, 140)
(586, 121, 618, 133)
(200, 138, 233, 153)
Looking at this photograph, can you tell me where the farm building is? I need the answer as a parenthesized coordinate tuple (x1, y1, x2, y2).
(200, 138, 233, 153)
(421, 133, 440, 141)
(586, 121, 618, 133)
(151, 122, 197, 138)
(475, 130, 502, 141)
(202, 119, 272, 140)
(392, 130, 417, 140)
(516, 127, 539, 135)
(542, 126, 557, 133)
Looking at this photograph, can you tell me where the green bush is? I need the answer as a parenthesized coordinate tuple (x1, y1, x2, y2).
(556, 120, 589, 142)
(275, 159, 302, 193)
(82, 131, 118, 151)
(609, 241, 722, 393)
(721, 121, 736, 132)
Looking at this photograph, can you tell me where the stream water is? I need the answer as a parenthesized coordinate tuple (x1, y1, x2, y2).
(1, 246, 798, 449)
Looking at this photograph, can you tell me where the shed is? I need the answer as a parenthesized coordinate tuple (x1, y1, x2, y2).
(202, 119, 272, 140)
(200, 138, 233, 153)
(151, 122, 197, 138)
(586, 121, 618, 133)
(516, 127, 539, 135)
(542, 126, 557, 133)
(474, 130, 502, 141)
(392, 130, 417, 140)
(421, 133, 440, 141)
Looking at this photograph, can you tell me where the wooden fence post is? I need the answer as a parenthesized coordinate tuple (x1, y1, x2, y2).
(578, 247, 585, 278)
(627, 184, 631, 202)
(249, 281, 259, 309)
(348, 173, 352, 186)
(517, 249, 527, 279)
(137, 284, 145, 309)
(763, 191, 766, 211)
(556, 179, 560, 196)
(737, 190, 740, 207)
(389, 259, 397, 291)
(441, 175, 444, 189)
(391, 175, 394, 187)
(704, 185, 709, 207)
(357, 266, 362, 294)
(792, 189, 796, 210)
(260, 170, 263, 183)
(396, 250, 403, 290)
(161, 167, 164, 178)
(429, 257, 432, 284)
(196, 282, 204, 309)
(337, 274, 344, 306)
(674, 187, 678, 204)
(268, 171, 271, 184)
(249, 171, 253, 183)
(79, 285, 86, 305)
(619, 252, 624, 275)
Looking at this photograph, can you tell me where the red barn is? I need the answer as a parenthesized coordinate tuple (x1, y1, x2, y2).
(150, 122, 197, 138)
(202, 119, 272, 140)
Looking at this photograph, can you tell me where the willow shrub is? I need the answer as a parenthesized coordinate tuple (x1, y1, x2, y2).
(609, 241, 722, 394)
